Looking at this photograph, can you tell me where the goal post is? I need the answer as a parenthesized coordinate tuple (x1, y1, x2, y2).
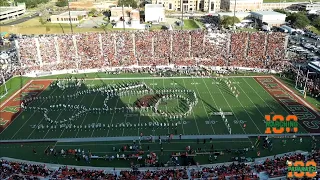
(294, 65, 305, 95)
(0, 72, 8, 99)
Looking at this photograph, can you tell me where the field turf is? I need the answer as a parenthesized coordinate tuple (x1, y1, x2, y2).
(1, 75, 319, 141)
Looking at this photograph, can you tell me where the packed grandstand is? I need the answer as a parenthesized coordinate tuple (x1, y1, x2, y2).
(0, 30, 320, 180)
(4, 31, 287, 72)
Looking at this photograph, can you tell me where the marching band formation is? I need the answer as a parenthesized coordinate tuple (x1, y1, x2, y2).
(219, 108, 232, 135)
(22, 78, 199, 131)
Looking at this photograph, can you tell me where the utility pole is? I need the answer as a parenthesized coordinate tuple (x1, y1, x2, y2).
(68, 0, 74, 34)
(181, 0, 184, 30)
(122, 4, 126, 31)
(233, 0, 236, 28)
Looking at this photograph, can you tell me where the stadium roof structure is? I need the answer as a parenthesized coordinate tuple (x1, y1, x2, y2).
(308, 61, 320, 73)
(250, 11, 286, 16)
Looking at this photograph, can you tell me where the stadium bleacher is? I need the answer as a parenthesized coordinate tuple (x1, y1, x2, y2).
(12, 31, 287, 74)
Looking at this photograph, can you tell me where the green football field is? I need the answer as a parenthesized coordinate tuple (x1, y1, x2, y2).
(0, 73, 319, 167)
(0, 75, 315, 141)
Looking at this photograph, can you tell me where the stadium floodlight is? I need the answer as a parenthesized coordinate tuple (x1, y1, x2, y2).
(181, 0, 184, 30)
(233, 0, 237, 28)
(121, 3, 125, 31)
(67, 0, 74, 34)
(0, 71, 8, 99)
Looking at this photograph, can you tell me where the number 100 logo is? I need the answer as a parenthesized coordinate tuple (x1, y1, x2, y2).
(265, 115, 299, 134)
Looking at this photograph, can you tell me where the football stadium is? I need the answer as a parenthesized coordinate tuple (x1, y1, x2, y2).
(0, 31, 319, 179)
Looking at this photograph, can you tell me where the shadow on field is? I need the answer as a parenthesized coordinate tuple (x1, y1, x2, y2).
(3, 79, 186, 139)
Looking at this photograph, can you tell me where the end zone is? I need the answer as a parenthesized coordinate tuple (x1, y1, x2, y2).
(0, 80, 52, 134)
(255, 76, 320, 133)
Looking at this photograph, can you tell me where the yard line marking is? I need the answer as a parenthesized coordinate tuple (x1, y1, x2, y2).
(10, 81, 54, 139)
(211, 79, 249, 137)
(51, 79, 97, 148)
(240, 78, 280, 117)
(0, 80, 33, 108)
(137, 78, 146, 136)
(161, 78, 179, 135)
(27, 86, 69, 139)
(228, 78, 262, 134)
(31, 83, 80, 139)
(121, 95, 132, 137)
(242, 77, 279, 112)
(75, 80, 101, 138)
(91, 80, 115, 138)
(182, 78, 200, 135)
(188, 78, 214, 134)
(90, 112, 102, 137)
(201, 78, 222, 134)
(106, 83, 121, 137)
(170, 78, 186, 135)
(41, 80, 87, 139)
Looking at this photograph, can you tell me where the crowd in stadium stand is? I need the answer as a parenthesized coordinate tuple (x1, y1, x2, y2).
(255, 150, 320, 178)
(1, 149, 320, 179)
(0, 31, 294, 76)
(0, 160, 52, 179)
(190, 163, 257, 179)
(1, 30, 319, 107)
(12, 31, 289, 73)
(2, 30, 320, 101)
(254, 153, 305, 178)
(0, 48, 18, 85)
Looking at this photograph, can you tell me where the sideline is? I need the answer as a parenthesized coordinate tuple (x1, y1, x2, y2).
(32, 75, 273, 81)
(0, 133, 319, 143)
(0, 150, 307, 171)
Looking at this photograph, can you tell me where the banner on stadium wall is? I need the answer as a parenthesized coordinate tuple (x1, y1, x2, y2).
(36, 72, 52, 77)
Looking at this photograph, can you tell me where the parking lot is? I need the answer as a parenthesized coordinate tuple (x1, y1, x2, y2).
(288, 33, 320, 62)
